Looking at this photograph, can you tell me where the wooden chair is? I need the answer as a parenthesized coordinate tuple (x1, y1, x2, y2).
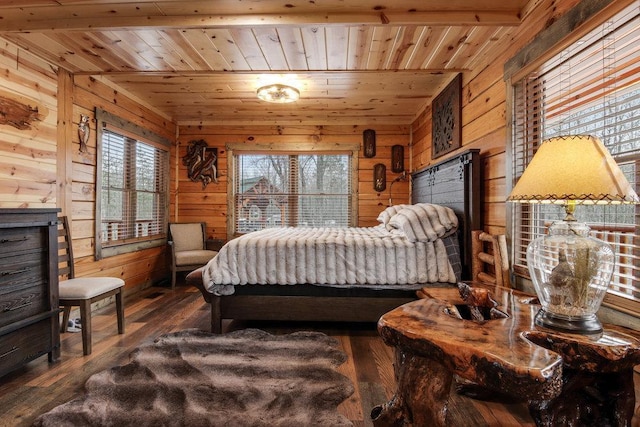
(470, 230, 511, 288)
(168, 222, 218, 289)
(58, 216, 125, 355)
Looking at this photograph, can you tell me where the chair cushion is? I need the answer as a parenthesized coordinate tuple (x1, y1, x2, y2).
(170, 223, 205, 252)
(175, 250, 218, 266)
(59, 277, 124, 299)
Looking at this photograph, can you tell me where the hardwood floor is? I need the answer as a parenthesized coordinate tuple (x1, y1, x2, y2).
(1, 279, 639, 427)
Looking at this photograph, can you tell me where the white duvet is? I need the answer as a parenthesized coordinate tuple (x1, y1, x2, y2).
(203, 203, 459, 295)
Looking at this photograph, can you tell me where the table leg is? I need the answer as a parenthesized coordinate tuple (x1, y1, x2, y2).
(372, 349, 453, 426)
(529, 368, 636, 427)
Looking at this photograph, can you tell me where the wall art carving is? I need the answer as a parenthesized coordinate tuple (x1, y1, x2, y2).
(374, 163, 386, 192)
(391, 145, 404, 173)
(0, 89, 47, 130)
(183, 139, 218, 189)
(432, 73, 461, 159)
(363, 129, 376, 158)
(78, 114, 90, 152)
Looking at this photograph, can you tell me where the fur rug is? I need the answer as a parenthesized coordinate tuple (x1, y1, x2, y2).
(34, 329, 355, 427)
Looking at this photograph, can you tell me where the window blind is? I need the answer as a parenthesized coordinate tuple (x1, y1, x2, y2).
(512, 3, 640, 314)
(100, 128, 169, 246)
(233, 153, 353, 233)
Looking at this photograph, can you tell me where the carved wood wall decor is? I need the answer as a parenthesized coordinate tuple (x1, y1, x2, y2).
(374, 163, 386, 192)
(432, 73, 462, 159)
(363, 129, 376, 158)
(78, 114, 90, 152)
(391, 145, 404, 173)
(0, 89, 48, 130)
(183, 139, 218, 189)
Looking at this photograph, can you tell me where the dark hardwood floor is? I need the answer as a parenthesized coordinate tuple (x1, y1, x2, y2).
(1, 278, 639, 427)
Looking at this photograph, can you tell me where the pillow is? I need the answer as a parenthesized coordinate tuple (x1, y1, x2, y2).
(388, 203, 458, 242)
(376, 204, 409, 230)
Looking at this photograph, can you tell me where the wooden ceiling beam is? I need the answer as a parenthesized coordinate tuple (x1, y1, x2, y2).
(0, 12, 522, 32)
(74, 69, 466, 77)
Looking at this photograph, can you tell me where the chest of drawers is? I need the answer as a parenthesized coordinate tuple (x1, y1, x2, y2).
(0, 209, 60, 377)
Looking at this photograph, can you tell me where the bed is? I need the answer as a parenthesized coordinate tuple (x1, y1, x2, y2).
(187, 149, 481, 333)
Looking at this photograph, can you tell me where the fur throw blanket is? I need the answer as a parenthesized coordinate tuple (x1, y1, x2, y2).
(204, 203, 459, 295)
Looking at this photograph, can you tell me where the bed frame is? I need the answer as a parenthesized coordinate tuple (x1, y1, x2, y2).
(187, 149, 481, 333)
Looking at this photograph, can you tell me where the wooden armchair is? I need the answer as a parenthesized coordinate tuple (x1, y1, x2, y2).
(168, 222, 218, 288)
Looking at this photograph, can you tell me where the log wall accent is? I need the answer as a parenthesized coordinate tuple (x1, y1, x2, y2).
(177, 125, 411, 240)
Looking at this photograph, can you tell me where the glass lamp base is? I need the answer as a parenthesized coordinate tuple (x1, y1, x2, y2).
(534, 309, 603, 334)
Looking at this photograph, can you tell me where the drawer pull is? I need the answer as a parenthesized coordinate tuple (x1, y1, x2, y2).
(1, 267, 31, 276)
(3, 301, 33, 312)
(0, 236, 28, 244)
(0, 346, 19, 359)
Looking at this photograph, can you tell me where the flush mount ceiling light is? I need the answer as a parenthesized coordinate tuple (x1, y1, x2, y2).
(256, 84, 300, 103)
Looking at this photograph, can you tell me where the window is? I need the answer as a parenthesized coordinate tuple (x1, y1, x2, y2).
(228, 144, 358, 235)
(95, 109, 170, 258)
(511, 4, 639, 315)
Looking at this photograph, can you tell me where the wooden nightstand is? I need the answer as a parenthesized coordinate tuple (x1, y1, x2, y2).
(206, 238, 225, 252)
(373, 283, 640, 427)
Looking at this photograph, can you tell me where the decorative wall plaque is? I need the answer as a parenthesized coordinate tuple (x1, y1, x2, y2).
(391, 145, 404, 173)
(183, 139, 218, 189)
(0, 89, 47, 130)
(363, 129, 376, 158)
(432, 73, 462, 159)
(78, 114, 90, 152)
(373, 163, 386, 192)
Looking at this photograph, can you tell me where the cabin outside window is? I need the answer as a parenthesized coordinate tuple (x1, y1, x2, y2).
(95, 109, 170, 259)
(227, 143, 359, 237)
(510, 3, 640, 316)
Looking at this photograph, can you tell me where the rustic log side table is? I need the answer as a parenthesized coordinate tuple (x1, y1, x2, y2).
(371, 283, 640, 427)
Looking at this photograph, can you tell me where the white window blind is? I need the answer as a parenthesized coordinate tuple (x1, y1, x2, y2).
(512, 3, 640, 315)
(99, 126, 169, 250)
(233, 153, 353, 233)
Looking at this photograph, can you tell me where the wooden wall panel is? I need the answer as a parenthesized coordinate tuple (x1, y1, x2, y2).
(0, 42, 58, 209)
(70, 76, 177, 292)
(0, 40, 173, 294)
(177, 124, 411, 240)
(410, 0, 591, 238)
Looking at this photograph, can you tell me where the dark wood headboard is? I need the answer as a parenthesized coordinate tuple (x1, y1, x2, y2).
(411, 149, 481, 279)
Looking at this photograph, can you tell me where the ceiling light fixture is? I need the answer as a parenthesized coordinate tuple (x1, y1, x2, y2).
(256, 84, 300, 103)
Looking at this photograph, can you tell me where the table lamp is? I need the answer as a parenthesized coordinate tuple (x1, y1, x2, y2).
(508, 135, 639, 334)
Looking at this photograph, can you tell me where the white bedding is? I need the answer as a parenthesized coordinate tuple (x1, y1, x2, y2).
(203, 203, 459, 296)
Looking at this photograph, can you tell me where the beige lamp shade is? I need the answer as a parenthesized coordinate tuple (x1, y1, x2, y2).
(508, 135, 639, 204)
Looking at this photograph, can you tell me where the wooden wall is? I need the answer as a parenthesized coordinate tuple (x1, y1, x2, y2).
(176, 124, 411, 240)
(0, 0, 614, 295)
(0, 41, 58, 209)
(411, 0, 589, 237)
(66, 75, 178, 292)
(0, 42, 176, 293)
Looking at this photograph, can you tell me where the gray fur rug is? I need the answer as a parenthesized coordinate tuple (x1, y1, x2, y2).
(34, 329, 355, 427)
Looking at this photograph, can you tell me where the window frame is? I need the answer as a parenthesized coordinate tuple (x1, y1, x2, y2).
(95, 108, 170, 259)
(226, 142, 360, 239)
(505, 0, 640, 317)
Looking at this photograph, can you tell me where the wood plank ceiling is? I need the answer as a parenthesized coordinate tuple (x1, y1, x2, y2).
(0, 1, 532, 125)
